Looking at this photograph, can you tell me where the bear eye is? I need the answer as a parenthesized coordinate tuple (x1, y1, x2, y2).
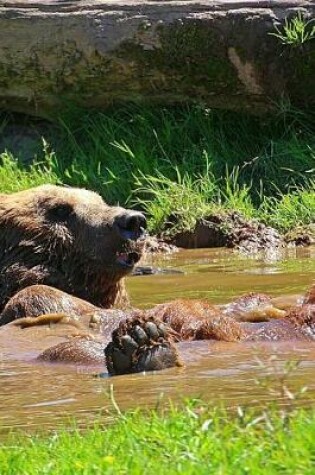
(48, 204, 73, 221)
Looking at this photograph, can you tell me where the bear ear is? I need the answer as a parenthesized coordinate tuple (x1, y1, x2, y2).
(46, 202, 74, 222)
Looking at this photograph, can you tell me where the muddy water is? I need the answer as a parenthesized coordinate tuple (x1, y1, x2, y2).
(129, 246, 315, 307)
(1, 247, 315, 434)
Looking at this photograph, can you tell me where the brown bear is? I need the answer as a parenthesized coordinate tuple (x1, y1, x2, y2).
(1, 184, 315, 377)
(0, 184, 146, 321)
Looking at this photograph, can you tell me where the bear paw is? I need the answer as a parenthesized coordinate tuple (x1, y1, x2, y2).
(104, 315, 181, 375)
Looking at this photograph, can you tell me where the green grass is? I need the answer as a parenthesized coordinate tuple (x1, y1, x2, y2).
(260, 185, 315, 233)
(1, 403, 315, 474)
(55, 105, 315, 205)
(0, 104, 315, 235)
(0, 149, 59, 194)
(133, 167, 256, 235)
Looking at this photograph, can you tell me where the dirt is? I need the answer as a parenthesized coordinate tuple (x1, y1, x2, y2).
(164, 212, 283, 252)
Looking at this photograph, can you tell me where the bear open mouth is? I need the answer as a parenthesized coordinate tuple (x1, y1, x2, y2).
(116, 251, 141, 268)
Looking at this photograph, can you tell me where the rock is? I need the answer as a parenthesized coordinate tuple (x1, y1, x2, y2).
(0, 1, 314, 117)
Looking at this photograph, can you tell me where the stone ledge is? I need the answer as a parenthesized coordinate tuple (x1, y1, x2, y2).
(0, 0, 314, 117)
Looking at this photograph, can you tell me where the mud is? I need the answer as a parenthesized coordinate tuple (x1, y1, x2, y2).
(162, 211, 315, 254)
(143, 235, 178, 254)
(285, 224, 315, 247)
(165, 212, 284, 252)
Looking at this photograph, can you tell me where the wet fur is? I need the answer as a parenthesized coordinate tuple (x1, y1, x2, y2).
(0, 185, 144, 316)
(2, 285, 315, 368)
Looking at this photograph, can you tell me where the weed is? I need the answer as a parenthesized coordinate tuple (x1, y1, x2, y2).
(270, 11, 315, 46)
(254, 356, 308, 408)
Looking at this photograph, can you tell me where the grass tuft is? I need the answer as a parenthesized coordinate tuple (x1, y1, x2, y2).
(260, 184, 315, 232)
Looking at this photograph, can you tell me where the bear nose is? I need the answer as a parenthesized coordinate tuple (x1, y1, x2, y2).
(115, 211, 147, 241)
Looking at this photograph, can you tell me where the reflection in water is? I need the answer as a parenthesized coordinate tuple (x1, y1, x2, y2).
(1, 247, 315, 433)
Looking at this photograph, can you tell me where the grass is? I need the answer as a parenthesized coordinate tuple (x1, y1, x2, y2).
(0, 104, 315, 235)
(57, 105, 315, 205)
(260, 186, 315, 233)
(0, 149, 59, 194)
(133, 166, 218, 235)
(133, 166, 256, 235)
(1, 402, 315, 474)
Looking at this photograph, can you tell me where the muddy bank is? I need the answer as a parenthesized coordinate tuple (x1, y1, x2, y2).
(161, 212, 315, 253)
(0, 1, 314, 117)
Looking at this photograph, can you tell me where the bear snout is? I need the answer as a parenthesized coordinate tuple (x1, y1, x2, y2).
(115, 211, 147, 241)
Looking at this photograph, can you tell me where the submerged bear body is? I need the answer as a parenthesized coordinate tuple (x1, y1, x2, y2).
(2, 282, 315, 376)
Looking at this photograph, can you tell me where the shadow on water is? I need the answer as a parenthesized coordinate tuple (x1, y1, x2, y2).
(1, 246, 315, 434)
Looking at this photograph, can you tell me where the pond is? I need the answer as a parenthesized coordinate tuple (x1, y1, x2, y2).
(1, 246, 315, 434)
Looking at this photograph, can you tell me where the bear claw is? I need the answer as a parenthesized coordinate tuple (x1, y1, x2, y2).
(105, 315, 181, 375)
